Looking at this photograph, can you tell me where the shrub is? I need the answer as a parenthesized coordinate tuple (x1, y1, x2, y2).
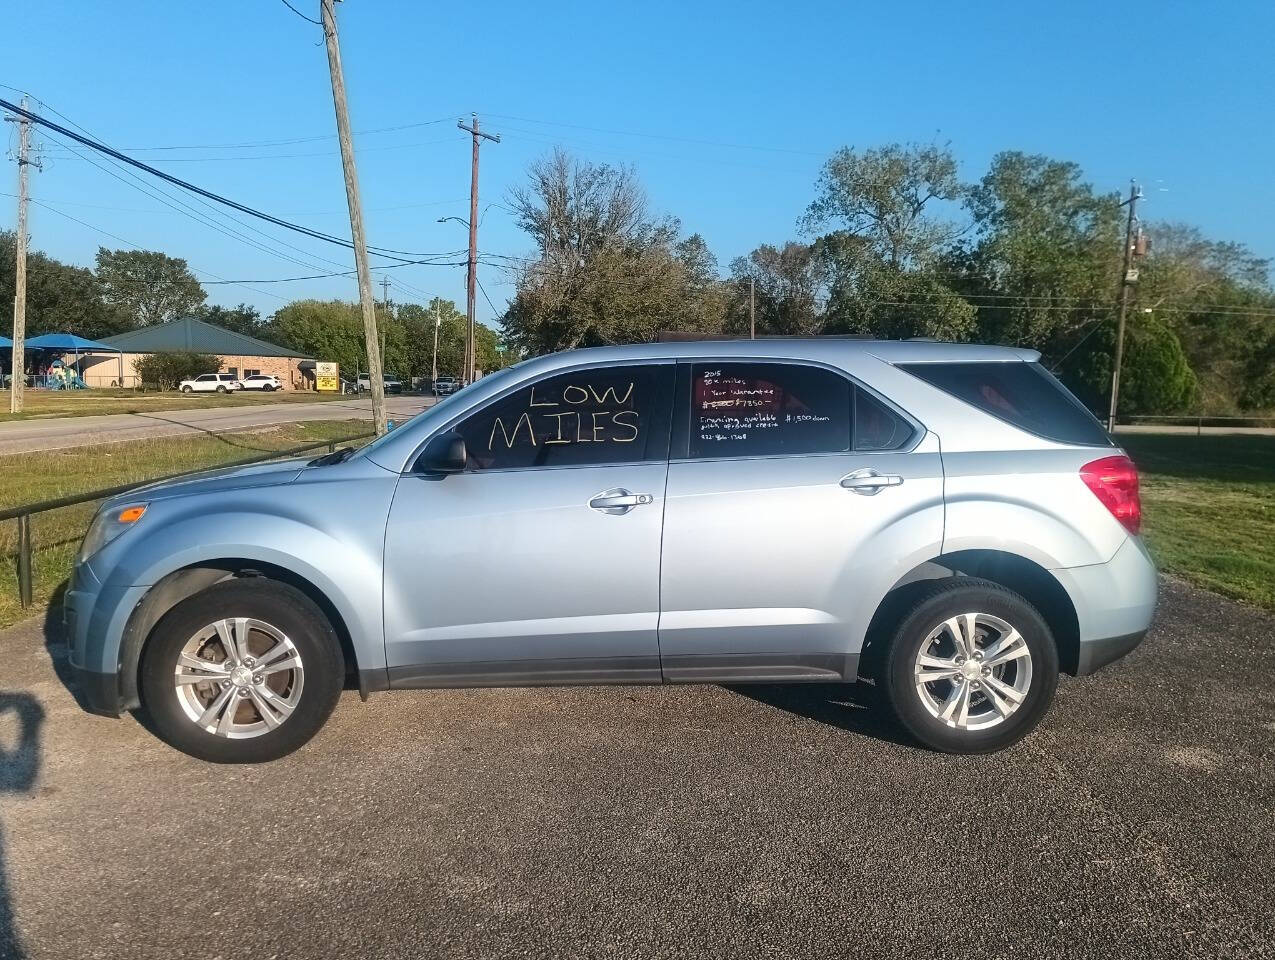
(135, 352, 222, 390)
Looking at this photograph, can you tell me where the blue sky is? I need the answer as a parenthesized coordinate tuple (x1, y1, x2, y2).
(4, 0, 1272, 325)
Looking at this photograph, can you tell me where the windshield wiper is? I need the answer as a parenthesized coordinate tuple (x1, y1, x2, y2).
(309, 446, 355, 466)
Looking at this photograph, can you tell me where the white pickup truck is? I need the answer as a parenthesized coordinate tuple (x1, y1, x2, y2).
(356, 373, 403, 394)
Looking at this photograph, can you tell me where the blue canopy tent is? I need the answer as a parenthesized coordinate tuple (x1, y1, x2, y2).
(24, 333, 124, 388)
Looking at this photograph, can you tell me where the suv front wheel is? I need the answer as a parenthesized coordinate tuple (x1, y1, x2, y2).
(139, 579, 344, 763)
(882, 579, 1059, 754)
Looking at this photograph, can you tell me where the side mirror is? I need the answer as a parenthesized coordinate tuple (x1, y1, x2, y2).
(415, 431, 467, 474)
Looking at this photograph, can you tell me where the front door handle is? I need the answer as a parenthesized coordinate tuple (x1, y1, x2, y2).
(588, 488, 654, 515)
(839, 469, 904, 495)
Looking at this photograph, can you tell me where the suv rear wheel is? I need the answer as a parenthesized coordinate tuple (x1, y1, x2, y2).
(882, 579, 1058, 753)
(139, 579, 344, 763)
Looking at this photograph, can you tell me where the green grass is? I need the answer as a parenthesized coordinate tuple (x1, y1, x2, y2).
(1121, 434, 1275, 610)
(0, 420, 371, 628)
(0, 388, 353, 422)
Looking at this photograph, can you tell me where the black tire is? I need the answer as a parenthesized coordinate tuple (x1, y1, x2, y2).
(181, 385, 192, 393)
(881, 578, 1059, 754)
(139, 579, 344, 763)
(264, 384, 275, 392)
(216, 384, 227, 393)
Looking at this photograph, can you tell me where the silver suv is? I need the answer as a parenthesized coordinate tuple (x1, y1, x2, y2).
(65, 340, 1156, 762)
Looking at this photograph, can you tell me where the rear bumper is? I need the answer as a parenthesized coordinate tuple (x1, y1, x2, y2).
(1074, 629, 1148, 676)
(1054, 536, 1158, 676)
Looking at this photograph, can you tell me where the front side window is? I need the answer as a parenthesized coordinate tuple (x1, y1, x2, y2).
(687, 362, 851, 458)
(455, 364, 671, 470)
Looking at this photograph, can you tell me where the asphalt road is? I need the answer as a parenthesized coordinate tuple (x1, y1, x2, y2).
(1, 578, 1273, 959)
(0, 395, 434, 454)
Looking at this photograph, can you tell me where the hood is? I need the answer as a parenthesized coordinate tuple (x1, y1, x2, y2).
(105, 457, 310, 508)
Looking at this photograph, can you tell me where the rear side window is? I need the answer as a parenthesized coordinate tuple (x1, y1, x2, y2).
(899, 361, 1112, 447)
(687, 362, 851, 457)
(456, 364, 672, 470)
(855, 389, 914, 451)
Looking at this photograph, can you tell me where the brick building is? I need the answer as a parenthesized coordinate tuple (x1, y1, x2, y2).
(79, 317, 316, 389)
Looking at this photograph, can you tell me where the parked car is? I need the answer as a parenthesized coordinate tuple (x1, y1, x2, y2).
(433, 376, 460, 396)
(66, 340, 1156, 762)
(357, 373, 402, 394)
(240, 374, 283, 392)
(178, 373, 242, 394)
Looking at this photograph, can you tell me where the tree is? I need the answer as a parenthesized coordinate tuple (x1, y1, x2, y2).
(802, 142, 965, 270)
(1061, 316, 1196, 415)
(961, 152, 1122, 352)
(0, 232, 125, 340)
(134, 352, 222, 390)
(270, 298, 503, 383)
(198, 303, 263, 337)
(1136, 223, 1275, 411)
(503, 150, 728, 353)
(728, 242, 826, 336)
(95, 248, 206, 327)
(801, 143, 974, 339)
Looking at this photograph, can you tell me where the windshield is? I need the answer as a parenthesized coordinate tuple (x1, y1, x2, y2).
(353, 365, 526, 460)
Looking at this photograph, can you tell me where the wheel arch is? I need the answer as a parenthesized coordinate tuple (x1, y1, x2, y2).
(860, 549, 1082, 678)
(117, 559, 373, 713)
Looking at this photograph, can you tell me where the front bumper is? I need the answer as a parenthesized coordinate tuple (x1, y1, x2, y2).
(63, 562, 146, 717)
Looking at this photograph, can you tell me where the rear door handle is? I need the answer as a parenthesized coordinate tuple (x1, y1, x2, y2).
(839, 469, 904, 495)
(588, 488, 654, 515)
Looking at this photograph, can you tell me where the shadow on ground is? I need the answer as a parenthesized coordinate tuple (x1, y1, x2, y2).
(0, 690, 44, 960)
(724, 680, 916, 748)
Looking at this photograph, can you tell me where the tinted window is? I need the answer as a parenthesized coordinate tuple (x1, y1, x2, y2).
(899, 361, 1112, 447)
(688, 362, 851, 458)
(456, 365, 670, 470)
(855, 389, 915, 450)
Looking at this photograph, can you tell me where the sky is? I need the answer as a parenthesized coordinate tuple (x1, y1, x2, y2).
(4, 0, 1273, 328)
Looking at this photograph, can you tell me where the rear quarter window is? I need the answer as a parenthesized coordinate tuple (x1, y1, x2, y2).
(898, 361, 1112, 447)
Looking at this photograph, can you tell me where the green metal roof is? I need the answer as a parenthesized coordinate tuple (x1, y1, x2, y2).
(98, 317, 312, 359)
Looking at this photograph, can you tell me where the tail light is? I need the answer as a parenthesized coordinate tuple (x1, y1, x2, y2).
(1080, 455, 1141, 535)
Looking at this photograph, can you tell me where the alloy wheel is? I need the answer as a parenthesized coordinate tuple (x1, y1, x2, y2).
(912, 612, 1033, 731)
(172, 617, 305, 739)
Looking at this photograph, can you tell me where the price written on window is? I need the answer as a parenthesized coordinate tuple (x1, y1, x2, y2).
(695, 369, 785, 445)
(487, 381, 640, 450)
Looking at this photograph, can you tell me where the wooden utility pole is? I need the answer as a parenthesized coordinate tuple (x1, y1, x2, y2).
(457, 114, 499, 383)
(380, 276, 391, 307)
(1107, 180, 1142, 433)
(6, 97, 31, 413)
(320, 0, 387, 435)
(749, 276, 756, 340)
(431, 300, 441, 390)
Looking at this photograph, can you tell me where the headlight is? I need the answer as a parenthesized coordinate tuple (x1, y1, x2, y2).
(79, 503, 148, 561)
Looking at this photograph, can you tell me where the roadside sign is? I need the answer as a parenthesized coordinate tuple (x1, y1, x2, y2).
(316, 361, 339, 392)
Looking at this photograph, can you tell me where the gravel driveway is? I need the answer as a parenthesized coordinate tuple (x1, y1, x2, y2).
(1, 578, 1272, 959)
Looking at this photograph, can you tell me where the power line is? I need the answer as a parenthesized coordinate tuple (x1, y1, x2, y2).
(278, 0, 322, 26)
(484, 112, 828, 158)
(40, 135, 457, 162)
(0, 97, 452, 264)
(31, 197, 291, 303)
(476, 276, 503, 317)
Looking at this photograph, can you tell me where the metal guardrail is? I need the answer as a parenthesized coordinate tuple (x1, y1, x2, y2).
(2, 431, 374, 608)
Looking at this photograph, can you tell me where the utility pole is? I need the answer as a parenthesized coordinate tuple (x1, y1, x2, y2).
(457, 113, 499, 383)
(6, 97, 31, 414)
(431, 300, 441, 391)
(380, 276, 391, 308)
(749, 276, 756, 340)
(320, 0, 387, 435)
(1107, 180, 1142, 433)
